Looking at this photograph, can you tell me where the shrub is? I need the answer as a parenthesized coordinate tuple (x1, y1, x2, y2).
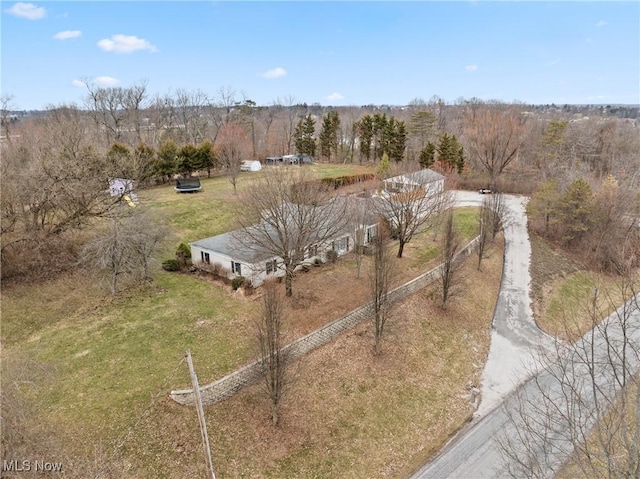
(231, 276, 246, 290)
(326, 250, 338, 263)
(242, 281, 255, 296)
(211, 262, 222, 276)
(162, 259, 180, 272)
(175, 243, 192, 267)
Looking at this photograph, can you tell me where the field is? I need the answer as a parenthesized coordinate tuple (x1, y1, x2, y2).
(1, 165, 502, 478)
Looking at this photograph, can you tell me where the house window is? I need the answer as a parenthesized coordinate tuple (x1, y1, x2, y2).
(366, 225, 377, 244)
(201, 251, 210, 264)
(231, 261, 242, 275)
(333, 236, 349, 254)
(266, 260, 277, 274)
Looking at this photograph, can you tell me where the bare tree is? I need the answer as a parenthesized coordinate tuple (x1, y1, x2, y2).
(476, 195, 493, 270)
(464, 103, 526, 187)
(121, 80, 148, 144)
(487, 192, 506, 240)
(1, 93, 16, 140)
(1, 105, 124, 279)
(235, 167, 348, 297)
(439, 208, 461, 307)
(498, 280, 640, 479)
(349, 195, 376, 279)
(215, 123, 251, 194)
(175, 88, 211, 145)
(369, 222, 396, 355)
(126, 210, 169, 280)
(375, 182, 450, 258)
(80, 208, 167, 294)
(83, 81, 126, 145)
(256, 280, 289, 425)
(211, 86, 237, 142)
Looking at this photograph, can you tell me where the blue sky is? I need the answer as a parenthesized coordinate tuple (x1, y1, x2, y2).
(2, 1, 639, 110)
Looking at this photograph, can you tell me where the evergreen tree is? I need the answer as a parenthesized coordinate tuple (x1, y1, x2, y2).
(377, 152, 391, 179)
(132, 142, 156, 181)
(527, 179, 561, 233)
(437, 133, 465, 173)
(176, 143, 198, 176)
(155, 139, 178, 181)
(293, 114, 317, 157)
(356, 115, 374, 161)
(106, 143, 131, 178)
(456, 145, 465, 174)
(540, 120, 568, 165)
(387, 118, 407, 162)
(409, 110, 437, 150)
(559, 178, 594, 246)
(195, 140, 217, 177)
(372, 113, 388, 160)
(319, 110, 340, 162)
(419, 142, 436, 169)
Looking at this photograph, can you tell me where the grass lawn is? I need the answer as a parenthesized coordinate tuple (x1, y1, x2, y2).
(528, 232, 638, 341)
(1, 162, 495, 478)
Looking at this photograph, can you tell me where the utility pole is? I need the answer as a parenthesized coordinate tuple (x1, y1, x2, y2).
(186, 350, 216, 479)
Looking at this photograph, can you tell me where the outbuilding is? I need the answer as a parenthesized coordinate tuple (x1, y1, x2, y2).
(240, 160, 262, 172)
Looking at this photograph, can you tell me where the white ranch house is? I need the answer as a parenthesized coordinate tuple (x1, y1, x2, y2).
(190, 196, 380, 286)
(190, 168, 444, 286)
(382, 168, 444, 196)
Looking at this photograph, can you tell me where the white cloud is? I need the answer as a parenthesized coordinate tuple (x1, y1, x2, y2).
(545, 59, 560, 67)
(97, 34, 157, 53)
(596, 20, 607, 27)
(54, 30, 81, 40)
(6, 2, 46, 20)
(326, 92, 344, 102)
(93, 76, 120, 87)
(260, 67, 287, 79)
(465, 64, 479, 72)
(72, 76, 120, 88)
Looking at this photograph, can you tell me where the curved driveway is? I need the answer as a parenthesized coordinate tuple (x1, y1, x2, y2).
(410, 191, 556, 478)
(454, 191, 555, 416)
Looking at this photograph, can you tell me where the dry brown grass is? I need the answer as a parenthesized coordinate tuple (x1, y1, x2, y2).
(123, 236, 504, 478)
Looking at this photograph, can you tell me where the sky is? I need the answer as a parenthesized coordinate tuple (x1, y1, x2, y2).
(1, 1, 639, 111)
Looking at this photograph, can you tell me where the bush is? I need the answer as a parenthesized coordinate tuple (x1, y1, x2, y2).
(326, 250, 338, 264)
(176, 243, 192, 267)
(211, 262, 222, 276)
(242, 281, 255, 295)
(162, 259, 180, 272)
(231, 276, 246, 290)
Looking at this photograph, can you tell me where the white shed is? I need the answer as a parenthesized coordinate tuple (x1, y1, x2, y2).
(240, 160, 262, 172)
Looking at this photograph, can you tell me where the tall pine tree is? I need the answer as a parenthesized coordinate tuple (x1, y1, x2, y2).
(293, 114, 317, 157)
(319, 110, 340, 162)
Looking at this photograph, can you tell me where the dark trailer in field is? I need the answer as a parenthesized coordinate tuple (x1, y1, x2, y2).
(175, 177, 202, 193)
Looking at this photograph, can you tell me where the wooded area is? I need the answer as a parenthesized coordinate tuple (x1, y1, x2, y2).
(2, 85, 638, 284)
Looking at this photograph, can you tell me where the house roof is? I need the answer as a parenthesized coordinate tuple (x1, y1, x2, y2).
(191, 228, 275, 264)
(191, 195, 380, 265)
(384, 168, 444, 186)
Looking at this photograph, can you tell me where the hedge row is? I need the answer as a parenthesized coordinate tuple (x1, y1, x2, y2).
(320, 173, 376, 190)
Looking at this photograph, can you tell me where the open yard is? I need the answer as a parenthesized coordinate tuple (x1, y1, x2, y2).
(1, 164, 502, 478)
(529, 231, 638, 341)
